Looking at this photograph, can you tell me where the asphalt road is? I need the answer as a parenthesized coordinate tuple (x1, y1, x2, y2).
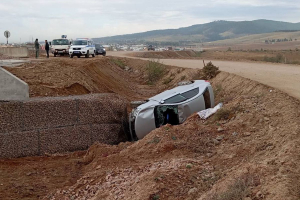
(109, 51, 300, 100)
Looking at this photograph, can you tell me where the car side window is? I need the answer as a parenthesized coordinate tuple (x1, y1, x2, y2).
(164, 94, 186, 104)
(164, 88, 199, 104)
(181, 88, 199, 99)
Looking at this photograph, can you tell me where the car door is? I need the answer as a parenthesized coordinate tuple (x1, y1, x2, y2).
(163, 87, 206, 123)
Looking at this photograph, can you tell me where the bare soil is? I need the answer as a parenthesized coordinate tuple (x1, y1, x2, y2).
(129, 50, 300, 65)
(1, 57, 300, 200)
(5, 57, 167, 101)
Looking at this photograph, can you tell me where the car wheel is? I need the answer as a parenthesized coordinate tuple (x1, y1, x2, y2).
(177, 81, 194, 86)
(77, 55, 80, 58)
(70, 54, 73, 58)
(54, 53, 56, 57)
(103, 53, 106, 56)
(92, 51, 95, 57)
(85, 51, 89, 58)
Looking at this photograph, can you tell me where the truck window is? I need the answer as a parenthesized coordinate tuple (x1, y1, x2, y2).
(52, 39, 69, 45)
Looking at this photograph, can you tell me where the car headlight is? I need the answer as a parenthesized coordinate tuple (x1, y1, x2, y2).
(133, 108, 141, 117)
(103, 48, 106, 51)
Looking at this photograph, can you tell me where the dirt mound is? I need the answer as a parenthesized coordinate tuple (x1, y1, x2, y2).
(4, 57, 163, 101)
(32, 72, 299, 200)
(5, 56, 202, 102)
(130, 51, 201, 59)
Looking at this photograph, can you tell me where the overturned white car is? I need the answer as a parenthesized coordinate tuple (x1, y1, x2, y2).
(129, 80, 214, 140)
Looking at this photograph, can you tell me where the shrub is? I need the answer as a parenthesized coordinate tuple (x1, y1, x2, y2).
(263, 54, 284, 63)
(111, 59, 126, 69)
(214, 108, 231, 121)
(146, 60, 166, 84)
(211, 174, 255, 200)
(203, 61, 220, 79)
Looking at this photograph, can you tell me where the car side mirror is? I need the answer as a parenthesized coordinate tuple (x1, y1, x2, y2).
(159, 100, 165, 104)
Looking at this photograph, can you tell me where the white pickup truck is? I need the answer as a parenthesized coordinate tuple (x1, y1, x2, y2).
(69, 39, 96, 58)
(50, 38, 71, 57)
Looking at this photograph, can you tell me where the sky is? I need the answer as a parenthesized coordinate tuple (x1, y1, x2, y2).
(0, 0, 299, 43)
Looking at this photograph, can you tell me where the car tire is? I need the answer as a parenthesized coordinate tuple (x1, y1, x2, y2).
(85, 51, 89, 58)
(92, 51, 95, 57)
(177, 81, 194, 86)
(77, 55, 80, 58)
(70, 54, 73, 58)
(54, 53, 56, 57)
(103, 53, 106, 56)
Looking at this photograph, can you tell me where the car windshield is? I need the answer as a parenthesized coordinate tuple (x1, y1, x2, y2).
(52, 39, 69, 45)
(95, 44, 103, 49)
(73, 40, 87, 45)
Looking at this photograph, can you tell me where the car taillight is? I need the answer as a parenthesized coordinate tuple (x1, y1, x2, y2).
(205, 80, 210, 82)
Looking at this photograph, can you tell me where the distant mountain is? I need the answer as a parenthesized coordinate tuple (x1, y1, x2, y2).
(93, 20, 300, 44)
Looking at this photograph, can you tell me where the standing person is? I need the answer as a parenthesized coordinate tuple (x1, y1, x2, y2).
(45, 40, 50, 58)
(34, 39, 39, 59)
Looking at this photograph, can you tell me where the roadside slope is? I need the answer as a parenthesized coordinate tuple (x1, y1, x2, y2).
(44, 71, 300, 200)
(109, 51, 300, 100)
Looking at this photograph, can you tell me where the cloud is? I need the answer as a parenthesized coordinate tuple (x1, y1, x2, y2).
(0, 0, 299, 43)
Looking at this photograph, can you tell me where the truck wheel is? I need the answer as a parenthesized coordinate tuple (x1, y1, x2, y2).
(85, 51, 89, 58)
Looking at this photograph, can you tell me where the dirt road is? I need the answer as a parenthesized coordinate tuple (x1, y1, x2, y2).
(110, 51, 300, 100)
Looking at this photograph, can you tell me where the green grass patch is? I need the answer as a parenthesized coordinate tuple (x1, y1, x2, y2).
(146, 59, 166, 84)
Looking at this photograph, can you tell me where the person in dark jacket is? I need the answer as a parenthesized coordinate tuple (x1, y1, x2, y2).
(45, 40, 50, 58)
(34, 39, 39, 58)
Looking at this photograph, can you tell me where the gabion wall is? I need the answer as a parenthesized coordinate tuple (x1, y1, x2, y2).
(0, 94, 128, 158)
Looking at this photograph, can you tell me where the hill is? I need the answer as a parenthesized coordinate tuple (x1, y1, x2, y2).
(93, 19, 300, 44)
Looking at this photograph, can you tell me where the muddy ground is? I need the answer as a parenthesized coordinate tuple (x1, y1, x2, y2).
(1, 56, 300, 200)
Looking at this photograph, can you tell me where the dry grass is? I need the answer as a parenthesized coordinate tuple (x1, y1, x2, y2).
(213, 108, 231, 121)
(211, 173, 256, 200)
(199, 50, 300, 65)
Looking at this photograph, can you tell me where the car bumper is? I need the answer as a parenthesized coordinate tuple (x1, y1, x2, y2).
(52, 50, 69, 54)
(96, 51, 106, 55)
(69, 50, 87, 55)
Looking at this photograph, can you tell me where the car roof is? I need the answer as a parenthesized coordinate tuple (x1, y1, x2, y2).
(149, 80, 209, 102)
